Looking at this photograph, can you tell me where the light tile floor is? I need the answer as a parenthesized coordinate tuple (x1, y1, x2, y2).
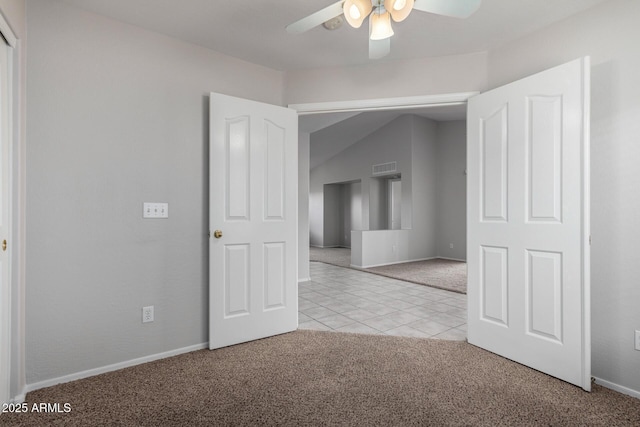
(299, 262, 467, 340)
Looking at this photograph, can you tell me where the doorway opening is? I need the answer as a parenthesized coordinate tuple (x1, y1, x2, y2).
(296, 94, 472, 338)
(322, 179, 362, 249)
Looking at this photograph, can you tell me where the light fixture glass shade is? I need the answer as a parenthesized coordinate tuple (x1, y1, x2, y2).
(343, 0, 372, 29)
(369, 10, 394, 40)
(384, 0, 414, 22)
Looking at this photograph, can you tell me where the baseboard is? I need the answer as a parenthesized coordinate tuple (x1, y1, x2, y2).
(298, 277, 311, 283)
(24, 342, 209, 394)
(353, 257, 435, 269)
(311, 245, 349, 249)
(593, 377, 640, 399)
(11, 392, 26, 404)
(437, 256, 467, 262)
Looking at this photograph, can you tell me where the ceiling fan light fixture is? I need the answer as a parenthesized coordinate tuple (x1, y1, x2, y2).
(384, 0, 414, 22)
(343, 0, 372, 28)
(369, 10, 394, 40)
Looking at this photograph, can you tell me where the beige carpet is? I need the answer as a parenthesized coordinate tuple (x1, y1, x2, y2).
(369, 258, 467, 294)
(309, 246, 351, 268)
(4, 330, 638, 426)
(310, 247, 467, 294)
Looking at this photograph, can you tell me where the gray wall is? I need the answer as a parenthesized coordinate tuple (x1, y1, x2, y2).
(298, 132, 310, 281)
(368, 178, 389, 231)
(322, 184, 343, 247)
(309, 183, 323, 247)
(313, 119, 466, 260)
(338, 182, 361, 248)
(435, 121, 467, 261)
(410, 117, 439, 258)
(25, 0, 284, 385)
(310, 115, 444, 262)
(485, 0, 640, 397)
(347, 182, 362, 245)
(310, 115, 414, 246)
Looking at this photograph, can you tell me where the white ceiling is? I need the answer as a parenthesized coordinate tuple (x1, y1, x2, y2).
(59, 0, 609, 71)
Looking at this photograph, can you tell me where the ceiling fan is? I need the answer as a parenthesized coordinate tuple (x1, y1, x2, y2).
(286, 0, 481, 59)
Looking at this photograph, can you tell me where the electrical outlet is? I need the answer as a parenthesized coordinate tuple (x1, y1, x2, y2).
(450, 243, 454, 249)
(142, 306, 154, 323)
(635, 330, 640, 351)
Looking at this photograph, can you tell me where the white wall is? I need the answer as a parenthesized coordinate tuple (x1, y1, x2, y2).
(435, 121, 467, 261)
(352, 229, 414, 268)
(25, 0, 284, 386)
(485, 0, 640, 396)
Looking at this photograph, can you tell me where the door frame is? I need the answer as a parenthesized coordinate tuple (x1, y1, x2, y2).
(290, 92, 477, 116)
(0, 12, 17, 406)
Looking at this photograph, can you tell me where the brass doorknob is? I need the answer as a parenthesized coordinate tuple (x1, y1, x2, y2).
(2, 240, 6, 251)
(213, 230, 223, 239)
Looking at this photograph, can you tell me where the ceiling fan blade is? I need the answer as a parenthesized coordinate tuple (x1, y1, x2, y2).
(369, 38, 390, 59)
(413, 0, 481, 19)
(286, 1, 345, 34)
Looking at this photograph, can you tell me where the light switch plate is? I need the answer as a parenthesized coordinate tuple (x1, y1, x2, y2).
(635, 330, 640, 351)
(143, 202, 169, 219)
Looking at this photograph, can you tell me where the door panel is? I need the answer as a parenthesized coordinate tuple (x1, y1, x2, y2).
(480, 106, 508, 222)
(264, 120, 286, 220)
(467, 57, 590, 390)
(224, 244, 250, 317)
(528, 96, 562, 222)
(210, 93, 298, 350)
(480, 245, 508, 326)
(526, 250, 563, 342)
(264, 242, 286, 310)
(226, 117, 250, 220)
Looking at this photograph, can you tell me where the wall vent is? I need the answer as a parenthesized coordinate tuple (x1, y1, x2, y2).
(372, 161, 397, 176)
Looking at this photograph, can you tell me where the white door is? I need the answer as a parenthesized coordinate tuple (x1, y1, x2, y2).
(467, 57, 590, 390)
(209, 93, 298, 349)
(0, 39, 11, 405)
